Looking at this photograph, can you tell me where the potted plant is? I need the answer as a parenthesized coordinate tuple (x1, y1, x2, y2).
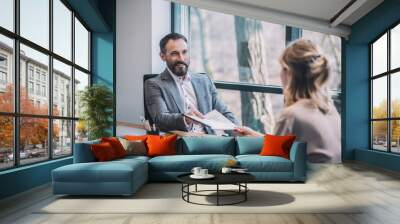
(79, 84, 113, 140)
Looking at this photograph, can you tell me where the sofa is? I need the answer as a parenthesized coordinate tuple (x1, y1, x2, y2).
(52, 136, 307, 196)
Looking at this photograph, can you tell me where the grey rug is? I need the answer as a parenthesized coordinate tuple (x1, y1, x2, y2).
(38, 183, 363, 214)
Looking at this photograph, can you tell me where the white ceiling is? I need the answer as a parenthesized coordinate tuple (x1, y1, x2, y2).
(170, 0, 384, 37)
(223, 0, 383, 26)
(225, 0, 351, 23)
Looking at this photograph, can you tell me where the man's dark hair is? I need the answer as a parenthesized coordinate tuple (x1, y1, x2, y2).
(159, 33, 187, 54)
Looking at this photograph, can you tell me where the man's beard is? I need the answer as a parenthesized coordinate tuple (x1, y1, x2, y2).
(167, 61, 189, 77)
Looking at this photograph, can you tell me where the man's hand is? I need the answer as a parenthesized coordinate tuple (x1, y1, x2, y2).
(184, 108, 204, 126)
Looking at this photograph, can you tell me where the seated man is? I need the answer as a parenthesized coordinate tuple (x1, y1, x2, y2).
(144, 33, 238, 134)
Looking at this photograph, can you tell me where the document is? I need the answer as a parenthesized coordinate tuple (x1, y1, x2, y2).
(184, 110, 236, 130)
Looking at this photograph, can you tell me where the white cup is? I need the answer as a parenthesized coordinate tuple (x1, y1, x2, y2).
(191, 167, 202, 176)
(221, 167, 232, 174)
(200, 169, 208, 176)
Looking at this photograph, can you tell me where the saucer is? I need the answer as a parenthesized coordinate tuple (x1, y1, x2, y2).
(190, 174, 215, 179)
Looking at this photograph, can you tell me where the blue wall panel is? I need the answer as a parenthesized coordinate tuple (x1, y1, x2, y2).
(92, 33, 114, 88)
(345, 0, 400, 171)
(344, 44, 369, 160)
(0, 158, 72, 199)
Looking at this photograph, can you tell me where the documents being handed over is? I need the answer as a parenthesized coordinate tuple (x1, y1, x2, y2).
(184, 110, 236, 130)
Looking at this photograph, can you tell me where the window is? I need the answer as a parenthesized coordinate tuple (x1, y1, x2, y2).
(180, 5, 342, 133)
(0, 55, 7, 67)
(0, 0, 91, 170)
(35, 70, 41, 81)
(370, 23, 400, 153)
(0, 0, 14, 32)
(0, 116, 13, 170)
(28, 67, 34, 80)
(0, 35, 13, 112)
(20, 0, 49, 49)
(0, 71, 6, 85)
(53, 119, 72, 158)
(53, 59, 72, 117)
(35, 83, 40, 95)
(53, 0, 72, 60)
(75, 18, 89, 70)
(42, 85, 46, 97)
(28, 81, 34, 94)
(0, 54, 8, 89)
(74, 69, 89, 118)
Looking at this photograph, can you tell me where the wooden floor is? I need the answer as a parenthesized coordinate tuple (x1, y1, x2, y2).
(1, 162, 400, 224)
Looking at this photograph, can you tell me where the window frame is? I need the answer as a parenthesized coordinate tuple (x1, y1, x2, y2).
(0, 0, 92, 171)
(172, 3, 342, 123)
(369, 20, 400, 154)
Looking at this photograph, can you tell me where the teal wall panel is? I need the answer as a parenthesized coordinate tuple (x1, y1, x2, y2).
(345, 0, 400, 171)
(0, 158, 72, 199)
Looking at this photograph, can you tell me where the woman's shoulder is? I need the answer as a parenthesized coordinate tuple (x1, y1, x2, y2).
(281, 99, 313, 116)
(282, 99, 338, 119)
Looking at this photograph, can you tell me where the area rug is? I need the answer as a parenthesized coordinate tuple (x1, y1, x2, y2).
(37, 183, 362, 214)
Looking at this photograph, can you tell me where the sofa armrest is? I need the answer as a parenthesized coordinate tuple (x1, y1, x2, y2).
(289, 141, 307, 181)
(73, 140, 100, 163)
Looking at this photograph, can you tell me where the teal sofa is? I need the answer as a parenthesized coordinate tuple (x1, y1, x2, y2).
(52, 136, 307, 196)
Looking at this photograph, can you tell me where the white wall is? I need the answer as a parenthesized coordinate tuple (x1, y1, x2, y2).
(152, 0, 171, 73)
(116, 0, 170, 135)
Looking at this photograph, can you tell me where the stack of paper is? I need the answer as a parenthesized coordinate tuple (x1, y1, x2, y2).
(184, 110, 236, 130)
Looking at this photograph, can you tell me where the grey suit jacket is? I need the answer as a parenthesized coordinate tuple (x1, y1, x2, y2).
(144, 69, 239, 134)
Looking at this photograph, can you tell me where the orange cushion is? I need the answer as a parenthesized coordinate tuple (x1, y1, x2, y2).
(101, 137, 127, 158)
(91, 142, 118, 161)
(146, 135, 177, 157)
(260, 134, 296, 159)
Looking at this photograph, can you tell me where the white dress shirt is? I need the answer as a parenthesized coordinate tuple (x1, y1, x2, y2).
(167, 69, 205, 133)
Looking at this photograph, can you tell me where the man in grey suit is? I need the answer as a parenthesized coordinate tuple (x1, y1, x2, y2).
(144, 33, 238, 134)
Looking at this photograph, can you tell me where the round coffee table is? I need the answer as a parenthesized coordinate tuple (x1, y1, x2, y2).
(177, 173, 255, 206)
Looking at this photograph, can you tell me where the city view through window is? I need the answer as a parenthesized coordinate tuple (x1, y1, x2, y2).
(0, 0, 90, 170)
(371, 24, 400, 153)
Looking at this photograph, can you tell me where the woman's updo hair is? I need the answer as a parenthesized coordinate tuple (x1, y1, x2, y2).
(280, 39, 332, 113)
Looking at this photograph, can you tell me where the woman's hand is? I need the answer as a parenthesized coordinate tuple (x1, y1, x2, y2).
(233, 126, 264, 137)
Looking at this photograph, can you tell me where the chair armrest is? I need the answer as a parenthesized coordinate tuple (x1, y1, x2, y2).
(289, 141, 307, 181)
(73, 140, 100, 163)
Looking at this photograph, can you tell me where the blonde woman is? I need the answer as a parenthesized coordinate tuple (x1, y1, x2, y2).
(235, 39, 341, 163)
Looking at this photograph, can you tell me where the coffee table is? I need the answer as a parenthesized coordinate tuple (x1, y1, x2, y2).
(177, 172, 255, 206)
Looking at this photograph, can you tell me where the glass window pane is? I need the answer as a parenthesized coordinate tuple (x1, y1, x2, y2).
(75, 120, 88, 143)
(20, 0, 49, 49)
(391, 72, 400, 118)
(391, 120, 400, 153)
(391, 24, 400, 70)
(53, 59, 72, 117)
(75, 18, 89, 70)
(372, 33, 387, 76)
(0, 34, 14, 112)
(372, 77, 387, 119)
(20, 117, 49, 165)
(53, 0, 72, 60)
(0, 116, 14, 170)
(217, 89, 284, 133)
(0, 0, 14, 31)
(20, 44, 49, 115)
(372, 121, 388, 151)
(53, 119, 72, 158)
(74, 69, 89, 118)
(189, 7, 285, 86)
(302, 30, 342, 91)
